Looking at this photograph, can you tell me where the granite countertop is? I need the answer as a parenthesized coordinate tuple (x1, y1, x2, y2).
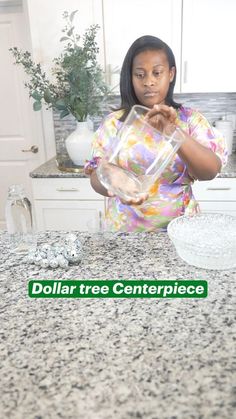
(30, 157, 87, 178)
(30, 152, 236, 178)
(0, 231, 235, 419)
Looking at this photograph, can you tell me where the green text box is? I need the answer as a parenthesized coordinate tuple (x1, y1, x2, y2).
(28, 280, 208, 299)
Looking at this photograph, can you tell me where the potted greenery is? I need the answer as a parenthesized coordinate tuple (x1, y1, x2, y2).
(10, 10, 110, 167)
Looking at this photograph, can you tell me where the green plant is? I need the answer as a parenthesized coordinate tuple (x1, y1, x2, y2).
(9, 10, 109, 121)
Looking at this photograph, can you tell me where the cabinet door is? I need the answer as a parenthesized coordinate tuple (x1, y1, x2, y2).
(197, 201, 236, 216)
(34, 200, 105, 231)
(192, 178, 236, 215)
(103, 0, 182, 92)
(181, 0, 236, 92)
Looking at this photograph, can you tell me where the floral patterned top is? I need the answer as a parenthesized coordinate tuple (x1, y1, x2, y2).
(84, 106, 227, 232)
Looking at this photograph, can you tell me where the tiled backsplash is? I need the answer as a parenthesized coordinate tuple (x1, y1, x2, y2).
(174, 92, 236, 124)
(53, 92, 236, 152)
(174, 92, 236, 151)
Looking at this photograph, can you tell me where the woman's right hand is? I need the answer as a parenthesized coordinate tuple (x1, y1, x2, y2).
(145, 104, 177, 135)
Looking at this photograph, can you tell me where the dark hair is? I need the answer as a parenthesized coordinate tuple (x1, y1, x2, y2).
(118, 35, 181, 121)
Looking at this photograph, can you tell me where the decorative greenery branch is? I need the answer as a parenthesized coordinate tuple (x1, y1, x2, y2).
(9, 10, 110, 121)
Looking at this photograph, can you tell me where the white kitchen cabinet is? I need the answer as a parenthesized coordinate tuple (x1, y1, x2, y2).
(31, 176, 236, 230)
(181, 0, 236, 92)
(192, 178, 236, 216)
(102, 0, 182, 92)
(101, 0, 236, 93)
(31, 178, 105, 231)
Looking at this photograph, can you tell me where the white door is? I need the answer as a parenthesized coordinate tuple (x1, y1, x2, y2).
(0, 0, 45, 229)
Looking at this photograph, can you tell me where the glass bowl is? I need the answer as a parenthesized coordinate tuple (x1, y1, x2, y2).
(167, 213, 236, 270)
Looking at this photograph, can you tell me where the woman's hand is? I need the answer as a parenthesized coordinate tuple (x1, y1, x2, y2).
(145, 104, 177, 135)
(144, 105, 221, 181)
(107, 190, 149, 206)
(91, 162, 149, 205)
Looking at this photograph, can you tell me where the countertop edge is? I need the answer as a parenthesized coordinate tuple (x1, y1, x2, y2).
(30, 155, 236, 179)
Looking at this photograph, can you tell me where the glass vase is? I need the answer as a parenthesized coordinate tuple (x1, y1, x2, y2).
(96, 105, 185, 201)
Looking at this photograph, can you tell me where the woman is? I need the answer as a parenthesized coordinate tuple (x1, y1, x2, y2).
(85, 35, 227, 232)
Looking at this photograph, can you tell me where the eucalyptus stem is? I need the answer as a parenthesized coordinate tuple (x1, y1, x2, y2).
(9, 10, 110, 120)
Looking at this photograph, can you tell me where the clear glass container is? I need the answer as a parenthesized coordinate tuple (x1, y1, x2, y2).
(167, 213, 236, 270)
(96, 105, 185, 201)
(5, 184, 36, 254)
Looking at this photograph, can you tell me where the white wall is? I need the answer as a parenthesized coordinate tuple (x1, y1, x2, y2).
(24, 0, 104, 160)
(26, 0, 104, 73)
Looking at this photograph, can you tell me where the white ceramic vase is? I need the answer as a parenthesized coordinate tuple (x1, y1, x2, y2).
(65, 121, 94, 166)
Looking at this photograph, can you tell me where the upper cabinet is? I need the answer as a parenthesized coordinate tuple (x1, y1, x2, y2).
(100, 0, 236, 94)
(25, 0, 236, 95)
(102, 0, 182, 93)
(181, 0, 236, 92)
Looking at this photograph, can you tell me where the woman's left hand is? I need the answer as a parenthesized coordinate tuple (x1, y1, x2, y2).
(107, 189, 149, 206)
(145, 104, 177, 135)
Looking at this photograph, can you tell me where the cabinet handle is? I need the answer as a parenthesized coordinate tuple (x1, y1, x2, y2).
(183, 61, 188, 84)
(106, 64, 112, 85)
(206, 187, 231, 191)
(98, 210, 103, 231)
(56, 187, 79, 192)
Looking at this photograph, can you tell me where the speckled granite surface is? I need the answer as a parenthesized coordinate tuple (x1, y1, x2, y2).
(30, 157, 87, 178)
(30, 153, 236, 179)
(0, 231, 235, 419)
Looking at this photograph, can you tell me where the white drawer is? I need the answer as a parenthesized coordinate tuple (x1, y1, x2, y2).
(192, 178, 236, 201)
(32, 178, 103, 200)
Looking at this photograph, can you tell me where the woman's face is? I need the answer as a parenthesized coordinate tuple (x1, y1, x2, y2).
(132, 49, 175, 108)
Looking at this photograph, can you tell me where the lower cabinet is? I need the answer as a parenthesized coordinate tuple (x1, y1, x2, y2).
(192, 178, 236, 216)
(32, 177, 236, 231)
(31, 178, 105, 231)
